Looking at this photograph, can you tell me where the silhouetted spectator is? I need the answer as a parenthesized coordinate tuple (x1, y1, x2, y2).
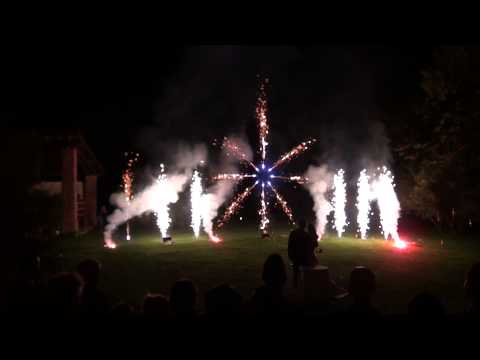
(109, 302, 135, 320)
(465, 262, 480, 317)
(346, 266, 381, 319)
(205, 284, 243, 320)
(170, 279, 197, 320)
(76, 259, 109, 317)
(143, 294, 170, 321)
(408, 292, 445, 319)
(43, 272, 84, 319)
(7, 255, 42, 317)
(251, 254, 290, 316)
(288, 219, 318, 287)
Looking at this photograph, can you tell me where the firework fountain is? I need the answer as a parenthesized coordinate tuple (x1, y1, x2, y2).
(153, 164, 173, 241)
(190, 170, 202, 238)
(371, 167, 406, 248)
(352, 167, 406, 248)
(214, 79, 316, 234)
(122, 152, 139, 241)
(356, 169, 371, 239)
(332, 169, 347, 237)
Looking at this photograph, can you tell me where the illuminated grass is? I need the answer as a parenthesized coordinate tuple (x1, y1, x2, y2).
(44, 226, 480, 314)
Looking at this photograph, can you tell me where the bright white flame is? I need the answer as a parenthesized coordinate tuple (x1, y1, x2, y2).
(332, 169, 347, 237)
(394, 239, 407, 249)
(372, 166, 401, 244)
(190, 171, 202, 238)
(151, 164, 183, 240)
(356, 169, 372, 239)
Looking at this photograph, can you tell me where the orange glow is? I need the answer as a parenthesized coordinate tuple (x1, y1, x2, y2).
(210, 235, 222, 243)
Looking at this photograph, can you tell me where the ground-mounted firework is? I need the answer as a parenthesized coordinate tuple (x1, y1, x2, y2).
(153, 164, 173, 240)
(371, 166, 406, 248)
(213, 79, 316, 233)
(122, 152, 140, 241)
(356, 169, 372, 239)
(332, 169, 347, 237)
(190, 170, 203, 238)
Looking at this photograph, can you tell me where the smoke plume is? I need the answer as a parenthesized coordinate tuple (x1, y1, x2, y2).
(303, 165, 334, 240)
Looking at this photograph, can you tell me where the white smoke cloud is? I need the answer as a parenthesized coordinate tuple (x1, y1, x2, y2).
(103, 145, 206, 246)
(200, 181, 235, 241)
(304, 165, 334, 240)
(172, 143, 207, 172)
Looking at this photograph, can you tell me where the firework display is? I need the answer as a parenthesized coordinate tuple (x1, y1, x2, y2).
(102, 78, 406, 251)
(214, 79, 313, 232)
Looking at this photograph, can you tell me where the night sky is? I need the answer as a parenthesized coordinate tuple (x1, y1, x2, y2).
(2, 45, 434, 205)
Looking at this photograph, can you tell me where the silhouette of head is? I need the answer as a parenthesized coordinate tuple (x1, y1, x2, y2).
(297, 219, 306, 230)
(45, 272, 84, 314)
(348, 266, 376, 302)
(465, 262, 480, 305)
(76, 259, 101, 288)
(143, 294, 170, 319)
(205, 284, 243, 317)
(110, 302, 134, 320)
(408, 292, 445, 318)
(170, 279, 197, 317)
(262, 254, 287, 289)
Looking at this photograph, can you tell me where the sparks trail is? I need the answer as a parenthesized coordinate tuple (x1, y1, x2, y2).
(269, 175, 309, 184)
(217, 182, 258, 228)
(268, 183, 295, 224)
(122, 152, 140, 241)
(212, 174, 257, 181)
(269, 139, 317, 172)
(221, 137, 258, 171)
(259, 183, 269, 232)
(257, 79, 269, 161)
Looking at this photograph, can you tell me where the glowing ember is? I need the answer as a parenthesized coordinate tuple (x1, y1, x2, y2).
(104, 239, 117, 249)
(190, 171, 202, 238)
(332, 169, 347, 237)
(210, 234, 222, 243)
(356, 169, 372, 239)
(394, 239, 408, 249)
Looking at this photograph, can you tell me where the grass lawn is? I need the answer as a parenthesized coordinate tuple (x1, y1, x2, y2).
(41, 225, 480, 314)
